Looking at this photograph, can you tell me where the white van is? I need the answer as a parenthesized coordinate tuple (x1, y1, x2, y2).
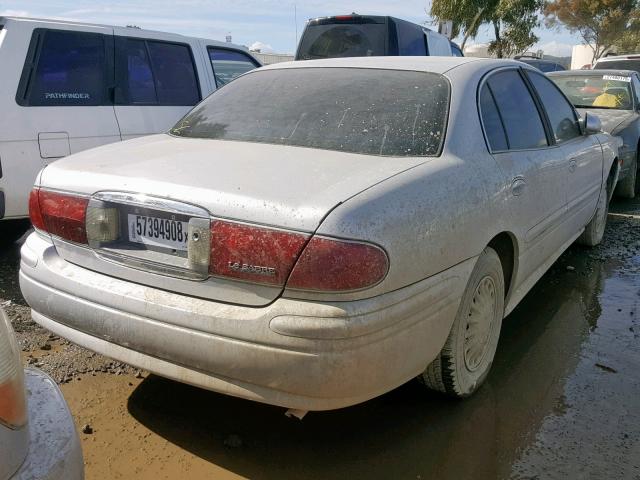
(0, 16, 261, 225)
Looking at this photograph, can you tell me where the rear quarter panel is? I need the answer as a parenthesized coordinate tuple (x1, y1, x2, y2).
(286, 63, 515, 302)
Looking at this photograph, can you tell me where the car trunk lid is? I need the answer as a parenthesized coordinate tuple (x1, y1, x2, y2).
(38, 134, 426, 306)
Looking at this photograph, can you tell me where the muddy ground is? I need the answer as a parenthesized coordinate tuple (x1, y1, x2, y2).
(1, 197, 639, 480)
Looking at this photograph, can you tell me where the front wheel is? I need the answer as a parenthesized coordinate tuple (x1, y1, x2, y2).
(419, 247, 505, 397)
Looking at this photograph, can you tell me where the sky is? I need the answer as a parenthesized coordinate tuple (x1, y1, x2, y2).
(0, 0, 582, 56)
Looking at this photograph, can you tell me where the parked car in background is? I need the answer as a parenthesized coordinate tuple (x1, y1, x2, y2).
(514, 55, 565, 73)
(0, 16, 260, 229)
(593, 54, 640, 74)
(0, 308, 83, 480)
(295, 14, 460, 60)
(549, 69, 640, 198)
(21, 57, 618, 412)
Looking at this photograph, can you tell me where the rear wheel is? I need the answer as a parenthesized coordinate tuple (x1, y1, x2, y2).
(419, 247, 504, 397)
(615, 155, 637, 199)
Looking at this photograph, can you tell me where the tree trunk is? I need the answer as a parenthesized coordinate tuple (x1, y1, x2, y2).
(461, 9, 485, 50)
(493, 21, 503, 58)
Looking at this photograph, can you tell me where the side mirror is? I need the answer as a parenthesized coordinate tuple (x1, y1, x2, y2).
(580, 113, 602, 135)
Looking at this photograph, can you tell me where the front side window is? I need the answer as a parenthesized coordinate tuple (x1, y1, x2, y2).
(550, 73, 634, 110)
(487, 70, 548, 150)
(208, 48, 259, 87)
(527, 71, 580, 143)
(20, 29, 107, 106)
(171, 68, 449, 157)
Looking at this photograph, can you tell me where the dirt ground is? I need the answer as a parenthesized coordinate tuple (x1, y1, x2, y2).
(1, 197, 639, 480)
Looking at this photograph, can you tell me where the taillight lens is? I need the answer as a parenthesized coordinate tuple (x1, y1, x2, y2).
(29, 188, 89, 244)
(209, 220, 309, 285)
(0, 311, 27, 429)
(209, 219, 388, 292)
(287, 237, 389, 291)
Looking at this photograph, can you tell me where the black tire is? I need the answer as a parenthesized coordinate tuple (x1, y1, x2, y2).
(577, 181, 608, 247)
(615, 155, 637, 199)
(419, 247, 505, 397)
(0, 219, 31, 247)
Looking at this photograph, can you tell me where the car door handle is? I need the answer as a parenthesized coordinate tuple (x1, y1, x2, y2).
(568, 158, 577, 173)
(511, 177, 526, 197)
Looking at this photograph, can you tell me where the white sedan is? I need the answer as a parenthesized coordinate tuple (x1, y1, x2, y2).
(20, 57, 619, 412)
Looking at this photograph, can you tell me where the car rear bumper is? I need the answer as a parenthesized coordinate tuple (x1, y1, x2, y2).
(20, 232, 474, 411)
(11, 369, 83, 480)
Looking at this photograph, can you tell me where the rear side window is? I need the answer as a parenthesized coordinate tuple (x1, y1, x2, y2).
(171, 68, 450, 157)
(147, 42, 200, 105)
(527, 71, 580, 143)
(115, 38, 200, 106)
(487, 70, 548, 150)
(395, 20, 426, 56)
(208, 48, 259, 87)
(18, 29, 107, 106)
(296, 23, 386, 60)
(479, 85, 508, 151)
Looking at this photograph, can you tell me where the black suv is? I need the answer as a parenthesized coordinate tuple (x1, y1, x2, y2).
(295, 15, 461, 60)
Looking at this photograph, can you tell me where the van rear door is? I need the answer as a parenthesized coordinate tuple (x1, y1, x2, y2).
(112, 28, 210, 140)
(295, 16, 388, 60)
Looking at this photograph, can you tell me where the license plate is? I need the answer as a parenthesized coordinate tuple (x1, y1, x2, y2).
(128, 214, 188, 251)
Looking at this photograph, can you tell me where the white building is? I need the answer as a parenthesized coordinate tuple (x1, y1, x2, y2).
(251, 51, 294, 65)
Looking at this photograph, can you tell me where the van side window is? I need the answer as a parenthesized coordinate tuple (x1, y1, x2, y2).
(18, 30, 107, 106)
(147, 42, 200, 105)
(395, 20, 426, 56)
(116, 38, 201, 106)
(121, 38, 157, 104)
(208, 48, 259, 87)
(424, 30, 452, 56)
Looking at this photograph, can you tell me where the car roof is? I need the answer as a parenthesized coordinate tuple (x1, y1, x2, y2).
(548, 69, 637, 77)
(260, 56, 524, 74)
(595, 55, 640, 62)
(0, 15, 242, 49)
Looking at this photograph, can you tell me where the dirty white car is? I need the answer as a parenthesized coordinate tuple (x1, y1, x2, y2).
(0, 308, 83, 479)
(20, 57, 619, 412)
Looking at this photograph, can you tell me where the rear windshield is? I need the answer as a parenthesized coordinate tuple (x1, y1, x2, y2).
(594, 60, 640, 74)
(297, 23, 386, 60)
(170, 68, 449, 157)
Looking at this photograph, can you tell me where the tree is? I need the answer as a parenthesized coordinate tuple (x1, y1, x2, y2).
(612, 9, 640, 53)
(544, 0, 640, 62)
(431, 0, 543, 57)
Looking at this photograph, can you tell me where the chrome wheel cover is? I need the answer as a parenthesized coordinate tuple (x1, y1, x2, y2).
(464, 275, 497, 372)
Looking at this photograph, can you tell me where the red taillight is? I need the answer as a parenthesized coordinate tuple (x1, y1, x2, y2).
(334, 15, 354, 20)
(28, 188, 45, 231)
(209, 220, 309, 286)
(29, 189, 89, 244)
(208, 220, 388, 292)
(287, 237, 389, 291)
